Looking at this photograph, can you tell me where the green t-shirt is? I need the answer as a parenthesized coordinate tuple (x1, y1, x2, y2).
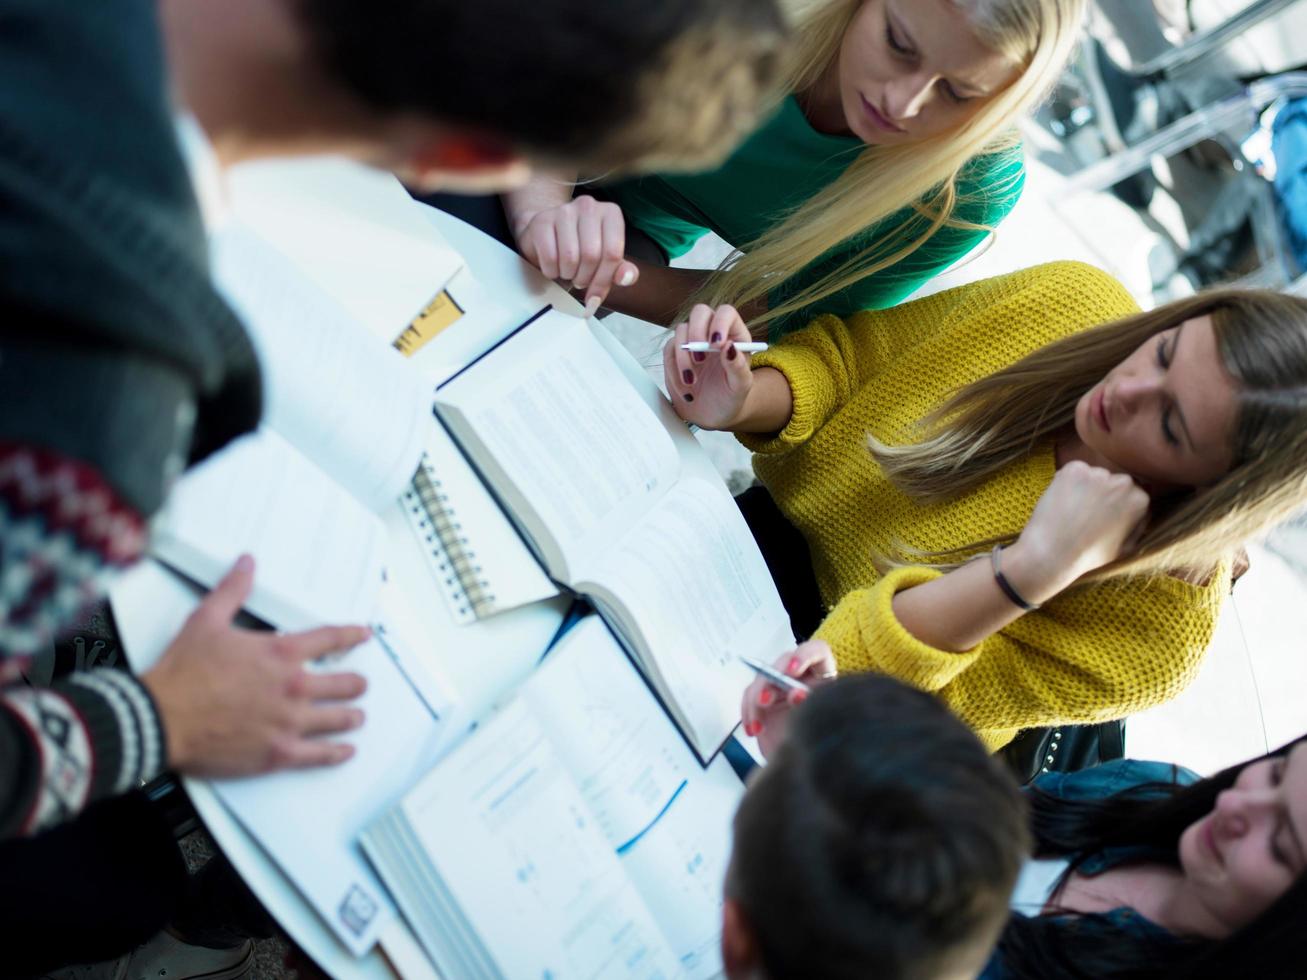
(603, 95, 1026, 338)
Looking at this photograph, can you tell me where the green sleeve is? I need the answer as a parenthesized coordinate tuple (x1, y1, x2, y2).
(766, 149, 1026, 339)
(597, 176, 710, 260)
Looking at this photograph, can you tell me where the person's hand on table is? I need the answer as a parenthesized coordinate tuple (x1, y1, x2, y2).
(664, 304, 756, 430)
(513, 194, 639, 316)
(741, 640, 836, 760)
(141, 555, 370, 778)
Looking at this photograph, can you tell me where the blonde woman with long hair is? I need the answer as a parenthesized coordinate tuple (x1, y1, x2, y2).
(506, 0, 1085, 336)
(663, 261, 1307, 750)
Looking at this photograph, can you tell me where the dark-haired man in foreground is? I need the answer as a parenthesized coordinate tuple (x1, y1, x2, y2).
(725, 647, 1029, 980)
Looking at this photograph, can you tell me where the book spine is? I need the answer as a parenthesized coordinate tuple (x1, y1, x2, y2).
(404, 458, 497, 621)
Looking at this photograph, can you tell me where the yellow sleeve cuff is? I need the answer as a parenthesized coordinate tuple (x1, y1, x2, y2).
(735, 315, 851, 455)
(815, 566, 981, 692)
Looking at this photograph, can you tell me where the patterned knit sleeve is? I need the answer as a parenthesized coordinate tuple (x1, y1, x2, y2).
(813, 566, 1227, 753)
(0, 444, 166, 837)
(0, 672, 168, 837)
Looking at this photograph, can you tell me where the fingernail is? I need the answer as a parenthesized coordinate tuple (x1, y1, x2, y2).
(682, 369, 694, 385)
(683, 393, 694, 403)
(759, 688, 773, 707)
(726, 344, 737, 361)
(744, 721, 761, 737)
(792, 691, 808, 705)
(787, 657, 801, 674)
(335, 744, 355, 762)
(583, 296, 601, 319)
(618, 268, 636, 287)
(235, 554, 254, 573)
(711, 332, 722, 344)
(693, 351, 705, 363)
(351, 710, 366, 728)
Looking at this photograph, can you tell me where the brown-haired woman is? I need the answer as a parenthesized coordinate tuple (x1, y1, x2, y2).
(668, 261, 1307, 750)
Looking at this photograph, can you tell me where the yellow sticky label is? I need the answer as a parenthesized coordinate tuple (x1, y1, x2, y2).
(394, 290, 464, 357)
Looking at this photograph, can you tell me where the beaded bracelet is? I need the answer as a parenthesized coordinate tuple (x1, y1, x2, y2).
(990, 544, 1040, 611)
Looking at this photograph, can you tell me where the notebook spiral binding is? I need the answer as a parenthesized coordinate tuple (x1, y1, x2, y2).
(402, 455, 497, 623)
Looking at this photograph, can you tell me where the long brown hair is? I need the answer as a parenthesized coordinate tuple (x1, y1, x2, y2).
(870, 289, 1307, 580)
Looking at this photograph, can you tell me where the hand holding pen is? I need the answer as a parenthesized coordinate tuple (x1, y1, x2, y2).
(740, 640, 837, 760)
(664, 304, 761, 430)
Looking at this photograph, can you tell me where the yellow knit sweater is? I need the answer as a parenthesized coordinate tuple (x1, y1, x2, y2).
(740, 262, 1228, 751)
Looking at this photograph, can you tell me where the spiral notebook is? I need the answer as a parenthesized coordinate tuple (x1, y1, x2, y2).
(400, 428, 557, 625)
(152, 224, 556, 631)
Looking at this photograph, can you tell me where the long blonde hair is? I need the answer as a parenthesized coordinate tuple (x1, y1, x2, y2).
(870, 289, 1307, 581)
(690, 0, 1085, 335)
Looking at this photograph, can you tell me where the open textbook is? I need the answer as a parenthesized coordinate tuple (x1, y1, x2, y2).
(434, 309, 795, 761)
(363, 616, 744, 980)
(108, 560, 453, 958)
(151, 225, 555, 629)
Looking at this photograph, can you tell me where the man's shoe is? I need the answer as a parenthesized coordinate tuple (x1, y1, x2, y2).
(43, 933, 253, 980)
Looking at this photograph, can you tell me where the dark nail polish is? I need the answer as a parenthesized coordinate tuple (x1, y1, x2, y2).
(683, 369, 694, 385)
(726, 345, 737, 361)
(711, 332, 723, 344)
(693, 351, 705, 363)
(684, 393, 694, 403)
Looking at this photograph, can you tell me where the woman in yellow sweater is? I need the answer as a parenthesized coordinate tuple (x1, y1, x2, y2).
(666, 261, 1307, 750)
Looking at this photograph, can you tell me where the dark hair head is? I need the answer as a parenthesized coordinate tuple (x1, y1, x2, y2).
(999, 736, 1307, 979)
(295, 0, 789, 175)
(729, 673, 1029, 980)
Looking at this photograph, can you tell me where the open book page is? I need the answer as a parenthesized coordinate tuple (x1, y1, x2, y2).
(214, 636, 448, 956)
(212, 224, 430, 512)
(395, 698, 682, 979)
(151, 428, 386, 630)
(523, 617, 743, 978)
(108, 560, 451, 959)
(584, 478, 795, 761)
(227, 156, 463, 347)
(434, 310, 680, 580)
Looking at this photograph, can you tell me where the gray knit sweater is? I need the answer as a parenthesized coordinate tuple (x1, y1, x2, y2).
(0, 0, 262, 835)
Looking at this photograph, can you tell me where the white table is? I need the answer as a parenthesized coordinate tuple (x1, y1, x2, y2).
(115, 164, 589, 979)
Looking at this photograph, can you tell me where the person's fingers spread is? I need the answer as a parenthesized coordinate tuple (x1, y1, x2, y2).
(722, 305, 752, 344)
(710, 305, 741, 347)
(740, 681, 764, 729)
(673, 319, 696, 389)
(574, 213, 606, 291)
(300, 704, 366, 737)
(686, 304, 714, 362)
(723, 341, 753, 392)
(271, 739, 356, 771)
(200, 554, 256, 625)
(301, 670, 368, 702)
(780, 640, 834, 679)
(554, 214, 580, 282)
(662, 331, 683, 397)
(517, 223, 540, 266)
(585, 208, 627, 307)
(534, 224, 560, 280)
(282, 625, 371, 662)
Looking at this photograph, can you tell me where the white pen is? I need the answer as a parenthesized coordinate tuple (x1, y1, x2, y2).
(680, 341, 769, 354)
(739, 654, 811, 694)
